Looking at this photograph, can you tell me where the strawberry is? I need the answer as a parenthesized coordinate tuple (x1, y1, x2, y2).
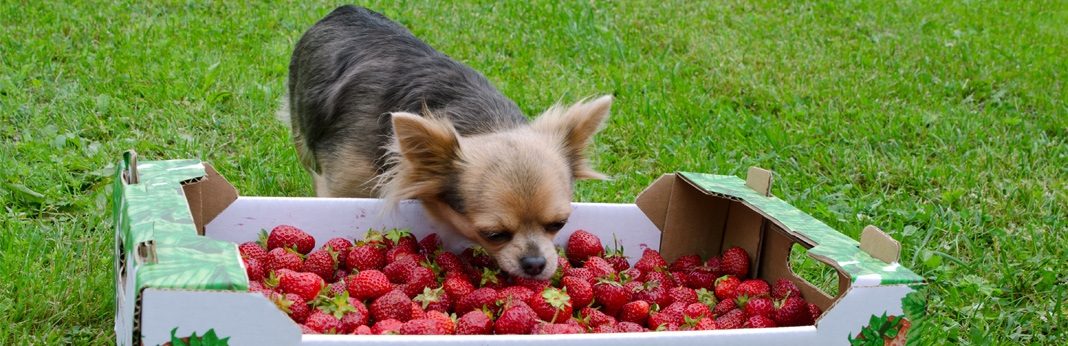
(279, 271, 324, 302)
(248, 281, 266, 293)
(584, 256, 616, 279)
(386, 245, 421, 264)
(533, 323, 586, 334)
(494, 301, 538, 334)
(413, 287, 451, 312)
(327, 279, 347, 297)
(461, 246, 495, 268)
(265, 247, 303, 273)
(478, 267, 505, 289)
(642, 271, 677, 288)
(714, 275, 741, 301)
(435, 252, 465, 274)
(668, 286, 698, 305)
(456, 310, 494, 335)
(579, 306, 616, 327)
(347, 269, 392, 300)
(272, 293, 311, 323)
(604, 237, 630, 272)
(304, 310, 340, 334)
(745, 314, 777, 328)
(683, 302, 711, 320)
(239, 241, 268, 264)
(383, 257, 418, 283)
(712, 298, 738, 317)
(561, 276, 593, 308)
(715, 308, 746, 329)
(634, 248, 667, 274)
(268, 225, 315, 255)
(592, 324, 618, 333)
(615, 321, 646, 333)
(566, 230, 605, 264)
(400, 318, 443, 335)
(401, 266, 436, 298)
(692, 317, 718, 330)
(592, 280, 632, 316)
(720, 247, 750, 278)
(684, 268, 717, 290)
(622, 268, 643, 282)
(301, 249, 338, 282)
(669, 254, 702, 272)
(455, 287, 498, 314)
(443, 271, 475, 299)
(634, 282, 670, 307)
(353, 325, 372, 335)
(704, 256, 723, 276)
(384, 229, 418, 252)
(497, 286, 535, 305)
(512, 276, 551, 292)
(773, 296, 814, 326)
(321, 237, 353, 263)
(737, 279, 770, 298)
(772, 278, 802, 300)
(418, 233, 442, 254)
(346, 243, 386, 271)
(529, 287, 573, 323)
(370, 290, 413, 322)
(649, 303, 684, 329)
(300, 325, 317, 334)
(564, 268, 595, 284)
(742, 296, 775, 318)
(409, 301, 427, 320)
(244, 258, 266, 282)
(426, 310, 456, 335)
(807, 302, 822, 321)
(339, 309, 369, 334)
(371, 319, 403, 335)
(619, 300, 651, 325)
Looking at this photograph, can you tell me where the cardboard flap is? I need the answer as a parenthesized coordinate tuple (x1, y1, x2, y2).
(745, 166, 773, 196)
(860, 225, 900, 263)
(182, 163, 239, 235)
(634, 174, 676, 232)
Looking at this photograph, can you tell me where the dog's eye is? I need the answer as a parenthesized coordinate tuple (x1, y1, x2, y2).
(545, 220, 567, 233)
(481, 231, 512, 243)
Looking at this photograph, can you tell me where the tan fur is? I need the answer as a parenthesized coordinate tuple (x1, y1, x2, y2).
(352, 96, 611, 278)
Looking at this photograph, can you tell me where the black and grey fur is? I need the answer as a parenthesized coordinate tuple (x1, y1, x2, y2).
(286, 5, 523, 186)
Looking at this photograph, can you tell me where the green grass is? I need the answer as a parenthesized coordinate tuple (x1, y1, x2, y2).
(2, 0, 1065, 344)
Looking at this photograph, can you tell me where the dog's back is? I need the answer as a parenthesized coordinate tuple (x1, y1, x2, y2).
(286, 5, 525, 180)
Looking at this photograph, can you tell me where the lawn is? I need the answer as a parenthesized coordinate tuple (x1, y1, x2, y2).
(1, 0, 1065, 344)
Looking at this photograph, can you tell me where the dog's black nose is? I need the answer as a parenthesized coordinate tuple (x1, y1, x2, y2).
(520, 256, 546, 276)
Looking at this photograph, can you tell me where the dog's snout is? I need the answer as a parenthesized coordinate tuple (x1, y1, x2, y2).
(519, 256, 546, 276)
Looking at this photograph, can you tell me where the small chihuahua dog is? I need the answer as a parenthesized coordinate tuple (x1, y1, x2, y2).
(282, 6, 612, 279)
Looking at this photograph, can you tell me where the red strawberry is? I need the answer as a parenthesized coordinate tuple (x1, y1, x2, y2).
(533, 323, 586, 334)
(807, 302, 822, 321)
(714, 275, 741, 300)
(743, 296, 775, 318)
(720, 247, 750, 278)
(400, 318, 443, 335)
(712, 298, 737, 317)
(619, 300, 651, 325)
(455, 287, 498, 314)
(634, 248, 667, 274)
(456, 310, 494, 335)
(529, 287, 573, 323)
(692, 317, 718, 330)
(683, 302, 711, 320)
(669, 254, 702, 272)
(370, 290, 413, 322)
(773, 296, 814, 326)
(642, 271, 678, 288)
(745, 315, 777, 328)
(426, 310, 456, 335)
(564, 268, 595, 283)
(239, 241, 268, 264)
(622, 268, 643, 282)
(300, 325, 317, 334)
(584, 256, 616, 279)
(401, 266, 436, 298)
(561, 276, 593, 308)
(592, 280, 632, 316)
(244, 258, 266, 282)
(386, 245, 421, 264)
(443, 271, 475, 299)
(418, 233, 442, 254)
(715, 309, 746, 329)
(409, 301, 427, 320)
(384, 229, 418, 252)
(592, 324, 618, 333)
(494, 302, 538, 334)
(684, 268, 717, 290)
(461, 246, 495, 268)
(272, 293, 311, 323)
(346, 243, 386, 271)
(322, 237, 353, 263)
(737, 279, 770, 298)
(268, 225, 315, 255)
(668, 286, 698, 305)
(347, 270, 392, 300)
(266, 247, 303, 273)
(497, 286, 535, 305)
(327, 279, 347, 297)
(435, 252, 465, 274)
(772, 278, 802, 300)
(615, 321, 646, 333)
(634, 282, 671, 307)
(604, 242, 630, 272)
(579, 306, 616, 327)
(301, 249, 338, 282)
(478, 267, 505, 289)
(279, 271, 324, 301)
(413, 287, 451, 312)
(512, 276, 551, 292)
(705, 256, 723, 276)
(248, 281, 266, 293)
(566, 230, 605, 264)
(353, 325, 372, 335)
(339, 309, 369, 334)
(304, 310, 341, 334)
(383, 257, 418, 283)
(371, 319, 403, 335)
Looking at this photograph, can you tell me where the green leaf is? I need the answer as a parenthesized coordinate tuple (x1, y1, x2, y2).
(3, 182, 45, 203)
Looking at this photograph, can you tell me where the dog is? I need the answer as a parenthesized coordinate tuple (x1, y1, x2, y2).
(281, 5, 612, 279)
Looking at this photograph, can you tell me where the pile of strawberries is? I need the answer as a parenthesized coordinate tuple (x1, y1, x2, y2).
(239, 225, 822, 335)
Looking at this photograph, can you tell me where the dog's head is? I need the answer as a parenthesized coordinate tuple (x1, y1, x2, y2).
(382, 96, 613, 279)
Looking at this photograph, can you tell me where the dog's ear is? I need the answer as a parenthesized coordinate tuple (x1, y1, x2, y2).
(532, 95, 613, 180)
(391, 112, 460, 177)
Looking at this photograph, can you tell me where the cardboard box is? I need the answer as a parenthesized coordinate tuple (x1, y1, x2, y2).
(113, 152, 925, 345)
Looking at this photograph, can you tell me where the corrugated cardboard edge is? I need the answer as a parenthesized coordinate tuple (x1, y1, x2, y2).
(182, 163, 239, 235)
(859, 225, 900, 263)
